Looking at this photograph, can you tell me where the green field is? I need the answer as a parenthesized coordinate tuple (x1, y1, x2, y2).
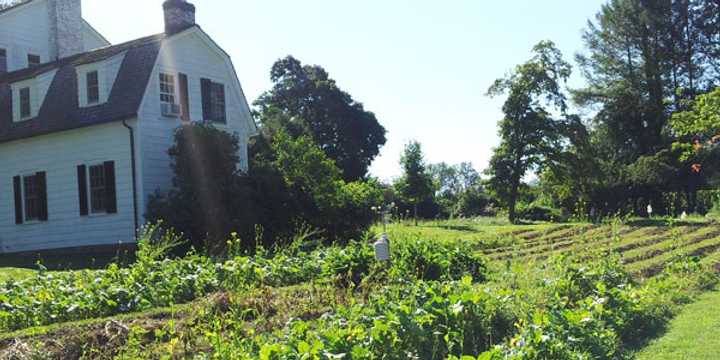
(0, 218, 719, 359)
(0, 267, 34, 283)
(635, 290, 720, 360)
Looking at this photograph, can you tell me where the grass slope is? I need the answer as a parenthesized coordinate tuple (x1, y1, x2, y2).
(0, 268, 34, 283)
(636, 289, 720, 360)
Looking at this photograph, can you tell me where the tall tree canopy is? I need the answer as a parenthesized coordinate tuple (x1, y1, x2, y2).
(486, 41, 572, 223)
(542, 0, 720, 217)
(671, 88, 720, 185)
(575, 0, 720, 161)
(395, 141, 436, 222)
(255, 56, 387, 182)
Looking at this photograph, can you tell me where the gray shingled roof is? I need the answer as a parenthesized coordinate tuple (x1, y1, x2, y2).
(0, 33, 165, 144)
(0, 1, 31, 16)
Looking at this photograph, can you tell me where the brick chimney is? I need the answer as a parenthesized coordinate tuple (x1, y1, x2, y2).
(163, 0, 196, 35)
(48, 0, 84, 60)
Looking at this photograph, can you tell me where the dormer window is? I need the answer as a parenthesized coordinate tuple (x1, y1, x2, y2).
(86, 71, 100, 104)
(27, 54, 40, 68)
(19, 87, 31, 119)
(11, 71, 55, 122)
(76, 52, 126, 108)
(0, 49, 7, 73)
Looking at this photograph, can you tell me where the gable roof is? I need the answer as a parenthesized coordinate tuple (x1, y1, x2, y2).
(0, 0, 32, 16)
(0, 34, 165, 144)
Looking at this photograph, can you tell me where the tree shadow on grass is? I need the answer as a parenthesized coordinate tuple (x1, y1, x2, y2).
(623, 324, 670, 355)
(427, 225, 479, 232)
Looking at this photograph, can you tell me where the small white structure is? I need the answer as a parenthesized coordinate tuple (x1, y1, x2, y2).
(374, 233, 390, 262)
(0, 0, 256, 254)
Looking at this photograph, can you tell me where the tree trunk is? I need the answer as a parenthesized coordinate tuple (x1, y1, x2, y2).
(508, 175, 520, 224)
(414, 203, 418, 226)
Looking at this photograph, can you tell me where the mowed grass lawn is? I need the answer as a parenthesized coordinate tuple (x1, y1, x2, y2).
(636, 289, 720, 360)
(0, 268, 35, 283)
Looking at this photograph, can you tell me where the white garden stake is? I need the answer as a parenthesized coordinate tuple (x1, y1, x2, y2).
(374, 233, 391, 261)
(372, 203, 394, 262)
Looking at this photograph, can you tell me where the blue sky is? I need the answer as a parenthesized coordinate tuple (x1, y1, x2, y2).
(83, 0, 607, 181)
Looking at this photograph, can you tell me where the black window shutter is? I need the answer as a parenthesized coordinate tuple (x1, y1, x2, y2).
(13, 176, 22, 224)
(36, 172, 48, 221)
(77, 165, 88, 216)
(201, 78, 212, 121)
(179, 73, 190, 121)
(104, 161, 117, 214)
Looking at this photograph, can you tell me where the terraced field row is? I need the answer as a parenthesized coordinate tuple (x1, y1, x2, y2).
(486, 222, 720, 278)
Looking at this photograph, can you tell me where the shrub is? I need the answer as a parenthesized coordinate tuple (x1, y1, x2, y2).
(517, 203, 563, 222)
(148, 124, 383, 252)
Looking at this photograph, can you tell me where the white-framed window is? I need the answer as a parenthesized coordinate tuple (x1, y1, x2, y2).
(19, 87, 31, 119)
(88, 164, 107, 214)
(86, 70, 100, 105)
(159, 72, 176, 104)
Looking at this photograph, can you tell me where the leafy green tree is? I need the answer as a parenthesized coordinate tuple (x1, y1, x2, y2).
(147, 124, 257, 252)
(255, 56, 387, 182)
(429, 162, 483, 217)
(271, 131, 383, 241)
(148, 124, 382, 251)
(395, 141, 436, 224)
(671, 88, 720, 203)
(575, 0, 719, 158)
(486, 41, 571, 223)
(671, 88, 720, 161)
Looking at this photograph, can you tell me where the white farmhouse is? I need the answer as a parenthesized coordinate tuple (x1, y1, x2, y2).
(0, 0, 256, 254)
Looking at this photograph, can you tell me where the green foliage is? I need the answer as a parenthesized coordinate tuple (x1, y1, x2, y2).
(486, 40, 571, 223)
(272, 130, 343, 211)
(395, 141, 439, 220)
(147, 123, 382, 250)
(0, 225, 219, 331)
(533, 0, 720, 220)
(146, 123, 261, 252)
(255, 55, 387, 181)
(134, 250, 715, 359)
(271, 130, 384, 241)
(0, 225, 489, 333)
(429, 162, 491, 218)
(516, 203, 563, 222)
(471, 256, 717, 360)
(671, 88, 720, 162)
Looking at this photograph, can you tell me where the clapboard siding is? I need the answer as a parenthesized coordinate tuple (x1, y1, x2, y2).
(0, 121, 135, 253)
(0, 0, 110, 72)
(0, 0, 51, 71)
(82, 21, 110, 51)
(136, 30, 252, 216)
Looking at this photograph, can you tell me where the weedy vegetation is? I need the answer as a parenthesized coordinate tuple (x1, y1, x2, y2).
(0, 218, 719, 359)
